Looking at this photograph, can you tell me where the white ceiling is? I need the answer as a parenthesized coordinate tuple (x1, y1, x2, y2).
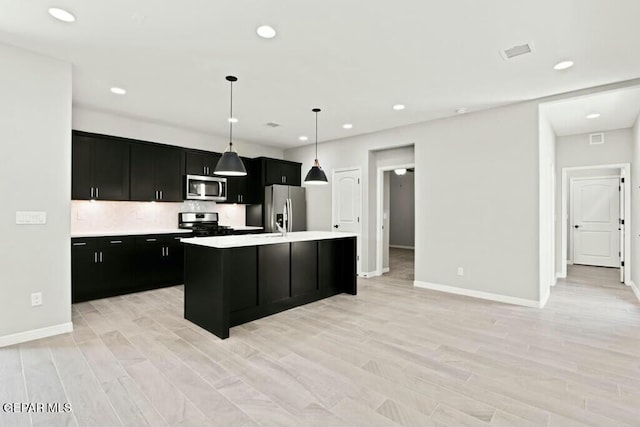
(543, 86, 640, 136)
(2, 0, 640, 148)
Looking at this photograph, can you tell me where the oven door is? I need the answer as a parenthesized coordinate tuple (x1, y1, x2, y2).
(185, 175, 227, 201)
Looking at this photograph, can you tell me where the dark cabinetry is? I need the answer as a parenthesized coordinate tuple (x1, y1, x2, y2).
(291, 241, 318, 297)
(71, 233, 190, 303)
(71, 237, 135, 302)
(185, 150, 221, 177)
(130, 143, 184, 202)
(72, 131, 130, 200)
(263, 158, 302, 186)
(258, 243, 291, 305)
(225, 157, 255, 204)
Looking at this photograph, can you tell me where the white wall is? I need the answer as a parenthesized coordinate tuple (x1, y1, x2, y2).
(0, 43, 72, 346)
(73, 107, 284, 159)
(554, 129, 632, 273)
(538, 108, 556, 305)
(632, 116, 640, 289)
(389, 172, 415, 248)
(383, 171, 390, 270)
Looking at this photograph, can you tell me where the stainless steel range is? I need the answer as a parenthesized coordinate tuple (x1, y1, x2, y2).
(178, 212, 233, 237)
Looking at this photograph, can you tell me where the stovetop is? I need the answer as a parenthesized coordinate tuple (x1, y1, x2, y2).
(179, 212, 233, 237)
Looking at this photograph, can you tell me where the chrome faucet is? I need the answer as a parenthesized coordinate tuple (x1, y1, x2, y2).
(276, 201, 288, 237)
(276, 221, 287, 237)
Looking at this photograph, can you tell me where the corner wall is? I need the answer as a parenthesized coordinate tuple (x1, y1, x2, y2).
(0, 43, 72, 346)
(632, 115, 640, 292)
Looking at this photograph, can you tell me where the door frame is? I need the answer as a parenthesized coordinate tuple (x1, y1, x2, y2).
(569, 175, 621, 267)
(560, 163, 630, 283)
(331, 166, 363, 275)
(376, 162, 415, 277)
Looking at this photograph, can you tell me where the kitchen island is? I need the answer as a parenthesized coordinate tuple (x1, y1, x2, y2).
(181, 231, 357, 339)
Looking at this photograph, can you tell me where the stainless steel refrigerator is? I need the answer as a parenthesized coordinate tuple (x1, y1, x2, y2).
(264, 185, 306, 232)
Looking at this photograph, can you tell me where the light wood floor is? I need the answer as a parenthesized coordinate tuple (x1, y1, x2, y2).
(383, 248, 415, 281)
(1, 265, 639, 426)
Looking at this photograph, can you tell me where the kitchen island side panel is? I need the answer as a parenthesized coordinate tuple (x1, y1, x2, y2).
(183, 245, 230, 339)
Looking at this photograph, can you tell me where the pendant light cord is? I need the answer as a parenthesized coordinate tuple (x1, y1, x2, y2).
(315, 110, 318, 160)
(229, 79, 234, 151)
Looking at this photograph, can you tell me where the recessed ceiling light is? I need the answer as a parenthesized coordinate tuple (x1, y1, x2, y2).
(299, 136, 308, 141)
(586, 113, 601, 119)
(48, 7, 75, 22)
(393, 104, 405, 111)
(553, 60, 574, 70)
(228, 117, 238, 123)
(256, 25, 277, 39)
(110, 87, 126, 95)
(342, 123, 353, 129)
(456, 107, 467, 114)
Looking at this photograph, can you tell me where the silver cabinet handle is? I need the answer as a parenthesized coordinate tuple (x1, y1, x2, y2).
(99, 251, 103, 263)
(161, 247, 165, 256)
(94, 252, 98, 263)
(110, 240, 122, 244)
(73, 242, 86, 246)
(96, 187, 99, 199)
(90, 187, 94, 198)
(160, 190, 163, 200)
(155, 190, 158, 200)
(165, 247, 169, 256)
(174, 237, 182, 240)
(146, 238, 157, 242)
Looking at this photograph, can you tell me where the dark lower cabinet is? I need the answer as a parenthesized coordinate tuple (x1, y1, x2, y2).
(71, 237, 135, 303)
(291, 241, 318, 297)
(259, 243, 291, 305)
(71, 233, 189, 303)
(184, 236, 357, 339)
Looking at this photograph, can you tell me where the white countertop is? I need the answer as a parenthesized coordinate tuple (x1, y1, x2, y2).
(71, 229, 192, 238)
(181, 231, 357, 248)
(229, 226, 263, 231)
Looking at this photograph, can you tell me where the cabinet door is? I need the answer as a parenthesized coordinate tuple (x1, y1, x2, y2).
(226, 176, 247, 204)
(229, 247, 258, 312)
(99, 237, 135, 296)
(93, 137, 130, 201)
(291, 241, 318, 297)
(72, 134, 93, 200)
(281, 161, 301, 186)
(71, 239, 99, 303)
(130, 143, 157, 201)
(185, 151, 206, 176)
(264, 160, 284, 186)
(135, 236, 165, 288)
(319, 239, 340, 298)
(154, 146, 183, 201)
(162, 235, 188, 285)
(258, 243, 290, 305)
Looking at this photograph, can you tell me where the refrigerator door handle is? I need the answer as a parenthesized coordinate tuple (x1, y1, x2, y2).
(287, 198, 293, 232)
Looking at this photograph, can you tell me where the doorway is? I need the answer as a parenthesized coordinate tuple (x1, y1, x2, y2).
(331, 167, 362, 275)
(560, 164, 630, 283)
(376, 163, 415, 279)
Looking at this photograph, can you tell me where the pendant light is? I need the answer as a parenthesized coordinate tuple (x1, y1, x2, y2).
(214, 75, 247, 176)
(304, 108, 328, 185)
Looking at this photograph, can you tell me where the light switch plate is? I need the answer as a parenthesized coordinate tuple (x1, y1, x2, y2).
(16, 211, 47, 225)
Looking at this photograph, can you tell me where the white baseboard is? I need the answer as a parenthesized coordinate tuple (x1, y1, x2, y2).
(0, 322, 73, 348)
(382, 267, 390, 273)
(413, 280, 543, 308)
(389, 245, 414, 250)
(556, 272, 566, 279)
(566, 260, 573, 265)
(359, 271, 381, 278)
(630, 281, 640, 302)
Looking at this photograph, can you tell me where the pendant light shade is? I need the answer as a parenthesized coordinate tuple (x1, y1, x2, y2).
(304, 108, 328, 185)
(214, 75, 247, 176)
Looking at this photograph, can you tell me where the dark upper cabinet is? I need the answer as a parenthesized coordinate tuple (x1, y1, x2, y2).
(262, 158, 302, 186)
(225, 157, 255, 204)
(72, 131, 130, 201)
(130, 143, 184, 202)
(185, 150, 221, 177)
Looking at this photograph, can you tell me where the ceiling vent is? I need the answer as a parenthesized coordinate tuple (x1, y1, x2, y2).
(265, 122, 281, 128)
(500, 43, 535, 60)
(589, 133, 605, 145)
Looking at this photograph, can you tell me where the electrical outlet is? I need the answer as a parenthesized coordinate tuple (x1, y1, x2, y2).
(16, 211, 47, 225)
(31, 292, 42, 307)
(457, 267, 464, 276)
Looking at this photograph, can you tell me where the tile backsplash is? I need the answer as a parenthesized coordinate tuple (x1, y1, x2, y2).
(71, 200, 247, 234)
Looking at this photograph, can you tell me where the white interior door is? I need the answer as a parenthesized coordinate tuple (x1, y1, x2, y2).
(572, 177, 620, 267)
(332, 168, 361, 273)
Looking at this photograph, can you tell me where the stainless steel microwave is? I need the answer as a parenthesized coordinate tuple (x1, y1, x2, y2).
(185, 175, 227, 201)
